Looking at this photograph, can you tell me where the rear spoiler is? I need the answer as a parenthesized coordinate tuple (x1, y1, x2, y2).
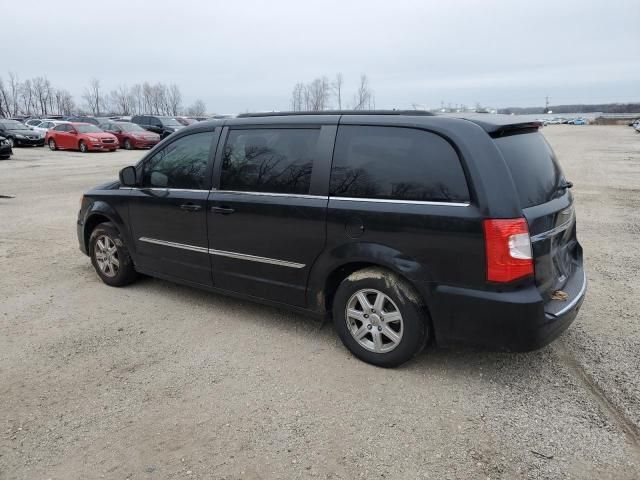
(449, 114, 542, 137)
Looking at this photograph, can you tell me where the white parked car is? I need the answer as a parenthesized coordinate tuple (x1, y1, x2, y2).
(31, 120, 70, 136)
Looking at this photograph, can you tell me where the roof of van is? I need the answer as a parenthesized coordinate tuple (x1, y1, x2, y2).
(233, 110, 541, 135)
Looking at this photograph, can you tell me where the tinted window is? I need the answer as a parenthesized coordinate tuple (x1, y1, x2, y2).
(330, 126, 469, 202)
(220, 128, 319, 194)
(55, 124, 69, 132)
(160, 117, 182, 127)
(76, 124, 101, 133)
(141, 131, 214, 189)
(494, 132, 564, 208)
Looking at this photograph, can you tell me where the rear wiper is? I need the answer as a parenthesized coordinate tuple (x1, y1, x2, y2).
(557, 180, 573, 191)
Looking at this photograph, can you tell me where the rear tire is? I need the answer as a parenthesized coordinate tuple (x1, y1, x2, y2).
(332, 267, 429, 367)
(48, 138, 57, 150)
(79, 141, 88, 153)
(89, 222, 137, 287)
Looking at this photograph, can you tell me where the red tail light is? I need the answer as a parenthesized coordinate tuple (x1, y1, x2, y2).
(483, 218, 533, 282)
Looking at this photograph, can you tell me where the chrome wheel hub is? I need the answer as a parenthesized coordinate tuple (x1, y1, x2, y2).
(345, 289, 404, 353)
(94, 235, 119, 277)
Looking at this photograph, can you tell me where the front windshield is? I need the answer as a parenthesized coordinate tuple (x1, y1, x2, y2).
(161, 118, 182, 127)
(120, 123, 145, 132)
(76, 124, 102, 133)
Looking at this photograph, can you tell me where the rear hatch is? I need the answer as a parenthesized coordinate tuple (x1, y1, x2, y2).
(494, 130, 584, 309)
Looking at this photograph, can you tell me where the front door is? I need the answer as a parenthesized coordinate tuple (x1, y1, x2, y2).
(128, 129, 219, 286)
(58, 124, 77, 149)
(207, 125, 335, 306)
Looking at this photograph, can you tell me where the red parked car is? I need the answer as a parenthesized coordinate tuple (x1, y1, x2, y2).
(100, 122, 160, 149)
(45, 122, 119, 152)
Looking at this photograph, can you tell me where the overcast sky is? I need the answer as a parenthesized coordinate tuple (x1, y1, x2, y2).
(3, 0, 638, 113)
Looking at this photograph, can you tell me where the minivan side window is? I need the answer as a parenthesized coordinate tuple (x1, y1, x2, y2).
(220, 128, 319, 195)
(141, 131, 214, 189)
(330, 126, 469, 203)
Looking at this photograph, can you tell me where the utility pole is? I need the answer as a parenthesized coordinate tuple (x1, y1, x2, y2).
(545, 96, 550, 114)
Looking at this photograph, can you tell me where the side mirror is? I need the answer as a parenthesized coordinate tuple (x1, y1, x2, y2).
(119, 166, 137, 187)
(69, 130, 77, 135)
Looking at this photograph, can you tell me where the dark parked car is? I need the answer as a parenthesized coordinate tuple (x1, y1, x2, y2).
(0, 120, 45, 147)
(100, 121, 160, 149)
(131, 115, 184, 139)
(77, 111, 586, 367)
(0, 136, 12, 159)
(63, 116, 101, 126)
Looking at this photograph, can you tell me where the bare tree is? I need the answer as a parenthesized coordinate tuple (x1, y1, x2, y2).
(290, 76, 330, 111)
(20, 79, 34, 115)
(308, 76, 330, 111)
(32, 76, 51, 115)
(186, 99, 206, 117)
(352, 74, 372, 110)
(8, 72, 20, 116)
(130, 84, 143, 114)
(142, 82, 154, 113)
(109, 85, 136, 115)
(332, 73, 344, 110)
(57, 89, 75, 115)
(291, 82, 305, 111)
(83, 78, 104, 115)
(167, 84, 182, 116)
(0, 78, 9, 117)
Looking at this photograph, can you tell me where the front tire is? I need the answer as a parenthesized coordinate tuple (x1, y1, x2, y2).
(48, 138, 57, 150)
(89, 222, 137, 287)
(332, 267, 429, 367)
(79, 141, 88, 153)
(123, 138, 132, 150)
(7, 137, 15, 148)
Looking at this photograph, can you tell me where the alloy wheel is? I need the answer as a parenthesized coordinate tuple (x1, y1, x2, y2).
(94, 235, 119, 278)
(345, 289, 404, 353)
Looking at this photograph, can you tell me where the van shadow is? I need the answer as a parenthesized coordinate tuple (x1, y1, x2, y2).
(128, 274, 556, 380)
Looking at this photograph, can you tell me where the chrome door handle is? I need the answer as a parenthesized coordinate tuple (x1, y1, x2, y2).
(210, 206, 235, 215)
(179, 203, 202, 212)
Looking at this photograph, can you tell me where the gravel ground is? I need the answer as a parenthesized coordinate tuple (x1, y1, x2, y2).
(1, 125, 639, 480)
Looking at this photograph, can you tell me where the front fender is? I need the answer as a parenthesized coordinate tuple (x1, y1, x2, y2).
(79, 198, 132, 255)
(306, 241, 434, 312)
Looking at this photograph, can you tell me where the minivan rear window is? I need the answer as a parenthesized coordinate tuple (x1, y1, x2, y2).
(494, 132, 564, 208)
(330, 126, 469, 203)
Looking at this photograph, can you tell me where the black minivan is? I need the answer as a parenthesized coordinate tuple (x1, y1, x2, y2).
(77, 111, 586, 367)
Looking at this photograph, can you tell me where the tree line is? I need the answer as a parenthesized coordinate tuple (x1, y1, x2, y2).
(0, 73, 207, 118)
(499, 103, 640, 115)
(291, 73, 375, 111)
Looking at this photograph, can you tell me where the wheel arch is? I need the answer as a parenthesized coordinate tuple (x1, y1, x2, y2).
(82, 202, 127, 253)
(308, 242, 435, 317)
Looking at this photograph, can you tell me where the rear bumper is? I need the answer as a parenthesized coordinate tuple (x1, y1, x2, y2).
(429, 266, 586, 351)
